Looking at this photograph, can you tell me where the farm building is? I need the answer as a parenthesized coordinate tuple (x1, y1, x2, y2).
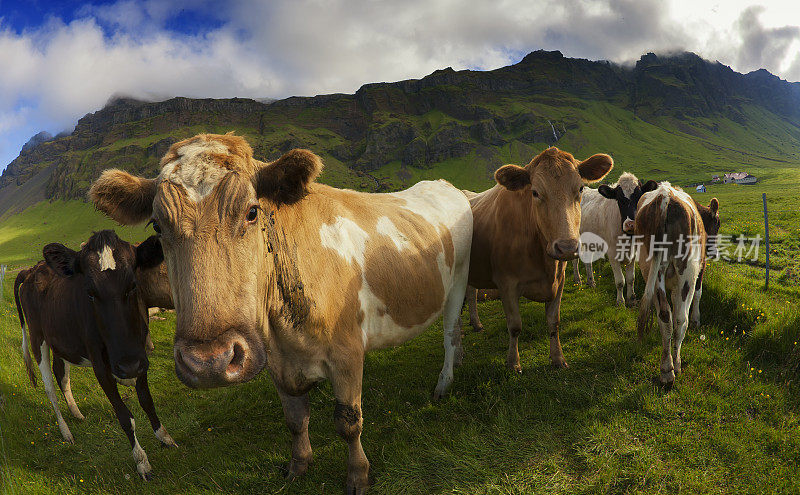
(723, 172, 757, 184)
(711, 174, 720, 182)
(696, 184, 706, 192)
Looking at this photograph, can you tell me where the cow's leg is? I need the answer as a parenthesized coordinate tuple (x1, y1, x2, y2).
(673, 278, 696, 376)
(584, 261, 596, 288)
(277, 387, 312, 480)
(37, 343, 74, 443)
(499, 285, 523, 373)
(135, 373, 177, 448)
(609, 258, 626, 306)
(53, 355, 84, 420)
(625, 260, 637, 307)
(93, 363, 152, 480)
(690, 267, 704, 327)
(330, 361, 369, 495)
(546, 269, 569, 369)
(571, 259, 582, 285)
(434, 271, 468, 399)
(654, 277, 675, 385)
(466, 286, 483, 332)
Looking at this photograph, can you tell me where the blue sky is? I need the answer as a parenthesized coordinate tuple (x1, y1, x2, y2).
(1, 0, 799, 173)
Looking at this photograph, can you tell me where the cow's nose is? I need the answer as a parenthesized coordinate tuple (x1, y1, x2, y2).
(549, 238, 580, 260)
(174, 332, 250, 388)
(114, 358, 147, 379)
(622, 218, 635, 234)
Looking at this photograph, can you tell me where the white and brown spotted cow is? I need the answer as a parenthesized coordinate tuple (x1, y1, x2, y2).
(572, 172, 658, 306)
(89, 133, 472, 494)
(635, 182, 707, 385)
(466, 147, 613, 371)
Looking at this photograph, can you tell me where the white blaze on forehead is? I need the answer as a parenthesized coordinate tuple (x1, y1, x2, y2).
(98, 245, 116, 271)
(319, 216, 369, 266)
(159, 140, 230, 202)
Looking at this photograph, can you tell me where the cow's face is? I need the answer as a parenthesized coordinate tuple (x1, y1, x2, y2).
(43, 232, 162, 380)
(494, 147, 613, 260)
(89, 134, 322, 388)
(598, 176, 659, 234)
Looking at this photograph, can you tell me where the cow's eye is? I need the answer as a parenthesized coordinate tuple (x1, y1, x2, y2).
(246, 206, 259, 223)
(149, 219, 161, 234)
(579, 186, 585, 193)
(532, 189, 539, 199)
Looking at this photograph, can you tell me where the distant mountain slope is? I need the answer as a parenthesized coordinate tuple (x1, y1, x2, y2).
(1, 50, 799, 218)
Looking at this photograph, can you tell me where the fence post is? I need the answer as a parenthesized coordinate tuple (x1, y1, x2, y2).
(0, 265, 5, 301)
(762, 193, 769, 290)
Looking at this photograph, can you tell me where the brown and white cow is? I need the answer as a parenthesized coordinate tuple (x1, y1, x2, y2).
(88, 133, 472, 493)
(14, 231, 177, 480)
(635, 183, 708, 385)
(466, 147, 613, 371)
(572, 172, 658, 306)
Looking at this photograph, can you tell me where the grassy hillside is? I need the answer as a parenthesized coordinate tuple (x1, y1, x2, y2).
(0, 201, 152, 269)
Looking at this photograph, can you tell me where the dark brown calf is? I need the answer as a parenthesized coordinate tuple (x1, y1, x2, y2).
(14, 230, 177, 480)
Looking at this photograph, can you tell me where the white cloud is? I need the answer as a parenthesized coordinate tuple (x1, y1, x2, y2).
(0, 0, 799, 171)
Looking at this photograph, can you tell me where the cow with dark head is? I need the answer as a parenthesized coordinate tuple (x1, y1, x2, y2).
(14, 230, 177, 480)
(572, 172, 658, 306)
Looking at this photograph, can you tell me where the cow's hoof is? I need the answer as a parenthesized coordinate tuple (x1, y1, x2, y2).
(587, 281, 596, 288)
(626, 298, 639, 308)
(507, 363, 523, 374)
(62, 432, 75, 444)
(551, 358, 569, 369)
(140, 471, 153, 481)
(160, 439, 179, 449)
(284, 458, 311, 480)
(346, 483, 368, 494)
(659, 371, 676, 388)
(472, 323, 484, 333)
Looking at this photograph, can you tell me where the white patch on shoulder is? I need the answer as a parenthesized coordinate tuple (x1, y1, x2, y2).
(159, 140, 230, 203)
(98, 245, 116, 271)
(319, 216, 369, 266)
(375, 216, 409, 251)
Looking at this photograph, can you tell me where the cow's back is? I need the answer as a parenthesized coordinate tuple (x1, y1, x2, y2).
(273, 180, 472, 352)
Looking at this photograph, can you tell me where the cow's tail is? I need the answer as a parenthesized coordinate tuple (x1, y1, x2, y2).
(636, 248, 662, 340)
(14, 270, 36, 387)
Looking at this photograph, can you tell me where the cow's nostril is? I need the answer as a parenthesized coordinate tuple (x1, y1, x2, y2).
(227, 342, 245, 375)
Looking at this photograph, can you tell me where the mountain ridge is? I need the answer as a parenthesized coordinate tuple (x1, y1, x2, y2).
(1, 49, 799, 217)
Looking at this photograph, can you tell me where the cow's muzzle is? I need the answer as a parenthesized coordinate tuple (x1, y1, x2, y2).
(173, 329, 266, 388)
(548, 238, 580, 261)
(622, 218, 635, 235)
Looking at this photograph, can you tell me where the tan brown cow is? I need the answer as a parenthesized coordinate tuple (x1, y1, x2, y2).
(89, 133, 472, 494)
(466, 147, 613, 371)
(635, 183, 707, 385)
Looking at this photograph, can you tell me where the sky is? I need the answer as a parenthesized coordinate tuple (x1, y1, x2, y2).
(1, 0, 799, 172)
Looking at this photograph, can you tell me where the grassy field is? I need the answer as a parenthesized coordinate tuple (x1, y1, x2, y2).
(2, 178, 800, 493)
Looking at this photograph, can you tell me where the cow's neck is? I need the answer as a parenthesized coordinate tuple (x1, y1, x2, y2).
(261, 206, 312, 335)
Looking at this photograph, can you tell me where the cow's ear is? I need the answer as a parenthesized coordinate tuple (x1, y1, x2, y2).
(598, 185, 617, 199)
(254, 149, 323, 207)
(641, 180, 659, 193)
(495, 164, 531, 191)
(90, 169, 157, 225)
(709, 197, 719, 214)
(43, 243, 80, 277)
(577, 154, 613, 183)
(135, 236, 164, 270)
